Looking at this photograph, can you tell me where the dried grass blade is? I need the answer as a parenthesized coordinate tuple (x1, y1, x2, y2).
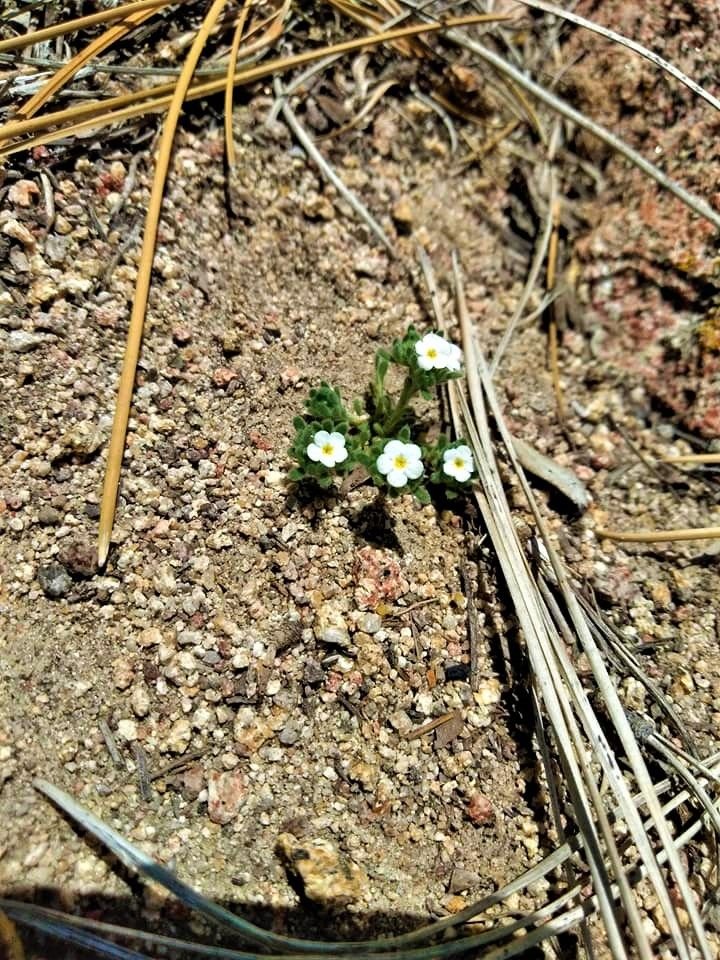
(515, 0, 720, 114)
(97, 0, 228, 567)
(0, 911, 24, 960)
(223, 0, 252, 169)
(274, 75, 393, 252)
(596, 525, 720, 543)
(452, 265, 634, 960)
(4, 4, 166, 132)
(663, 452, 720, 464)
(0, 0, 169, 54)
(0, 11, 511, 155)
(441, 29, 720, 230)
(325, 0, 424, 58)
(455, 258, 709, 957)
(11, 750, 720, 956)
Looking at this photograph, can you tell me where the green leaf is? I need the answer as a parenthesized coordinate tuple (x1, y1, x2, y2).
(414, 485, 431, 505)
(288, 467, 304, 482)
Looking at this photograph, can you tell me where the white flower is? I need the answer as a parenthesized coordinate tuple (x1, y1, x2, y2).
(442, 445, 475, 483)
(377, 439, 424, 488)
(306, 430, 348, 468)
(415, 332, 463, 372)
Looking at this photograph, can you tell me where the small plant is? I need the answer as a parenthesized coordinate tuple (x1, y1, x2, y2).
(289, 327, 475, 503)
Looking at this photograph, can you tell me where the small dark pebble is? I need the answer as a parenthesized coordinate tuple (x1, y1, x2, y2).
(444, 662, 470, 682)
(37, 562, 72, 599)
(59, 537, 96, 578)
(303, 658, 325, 685)
(85, 502, 100, 520)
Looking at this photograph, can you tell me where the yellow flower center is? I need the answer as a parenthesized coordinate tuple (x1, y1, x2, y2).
(453, 457, 464, 469)
(427, 347, 438, 359)
(393, 455, 408, 470)
(322, 443, 334, 456)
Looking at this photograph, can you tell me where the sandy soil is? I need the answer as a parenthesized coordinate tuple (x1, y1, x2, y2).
(1, 1, 719, 956)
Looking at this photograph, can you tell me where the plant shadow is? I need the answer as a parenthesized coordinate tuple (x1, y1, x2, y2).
(2, 885, 435, 960)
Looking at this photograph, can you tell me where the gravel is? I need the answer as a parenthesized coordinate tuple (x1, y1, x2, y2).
(1, 23, 718, 954)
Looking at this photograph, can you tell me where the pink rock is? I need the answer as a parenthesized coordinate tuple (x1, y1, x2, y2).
(207, 769, 245, 825)
(466, 793, 494, 825)
(353, 547, 408, 611)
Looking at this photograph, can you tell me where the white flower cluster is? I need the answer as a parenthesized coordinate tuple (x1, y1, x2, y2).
(414, 332, 462, 373)
(305, 432, 475, 489)
(376, 439, 475, 488)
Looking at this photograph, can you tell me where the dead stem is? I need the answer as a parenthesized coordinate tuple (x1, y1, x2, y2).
(0, 12, 512, 157)
(274, 74, 394, 252)
(663, 453, 720, 465)
(223, 0, 253, 169)
(0, 0, 169, 54)
(596, 526, 720, 543)
(515, 0, 720, 114)
(97, 0, 229, 567)
(545, 195, 565, 423)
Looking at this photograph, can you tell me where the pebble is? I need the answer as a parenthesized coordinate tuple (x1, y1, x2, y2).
(6, 330, 46, 353)
(207, 769, 246, 825)
(275, 833, 368, 906)
(116, 719, 138, 742)
(113, 657, 135, 690)
(278, 719, 302, 746)
(37, 505, 62, 526)
(392, 197, 414, 231)
(448, 867, 481, 894)
(466, 793, 494, 824)
(153, 565, 177, 596)
(314, 603, 351, 648)
(167, 717, 192, 754)
(357, 612, 382, 634)
(131, 685, 151, 718)
(60, 421, 104, 456)
(37, 563, 72, 599)
(59, 537, 96, 577)
(181, 764, 204, 800)
(353, 253, 387, 280)
(234, 712, 275, 756)
(8, 180, 40, 206)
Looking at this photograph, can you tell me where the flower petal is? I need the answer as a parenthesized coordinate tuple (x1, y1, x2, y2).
(454, 467, 471, 483)
(334, 446, 348, 463)
(319, 451, 336, 468)
(377, 453, 393, 474)
(405, 459, 424, 480)
(313, 430, 331, 446)
(329, 432, 346, 446)
(386, 469, 408, 488)
(383, 439, 405, 457)
(405, 443, 422, 460)
(307, 443, 322, 462)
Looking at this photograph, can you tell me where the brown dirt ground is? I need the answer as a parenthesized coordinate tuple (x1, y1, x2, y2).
(1, 2, 720, 956)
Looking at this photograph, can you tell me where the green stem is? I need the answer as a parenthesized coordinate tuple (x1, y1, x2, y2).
(382, 375, 418, 435)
